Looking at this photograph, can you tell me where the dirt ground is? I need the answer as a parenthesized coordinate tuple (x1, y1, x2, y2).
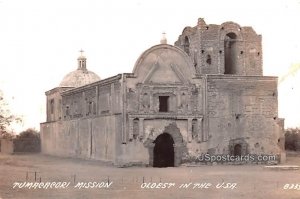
(0, 152, 300, 199)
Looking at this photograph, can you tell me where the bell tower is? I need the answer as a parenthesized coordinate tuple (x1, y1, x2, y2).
(77, 49, 87, 71)
(175, 18, 263, 76)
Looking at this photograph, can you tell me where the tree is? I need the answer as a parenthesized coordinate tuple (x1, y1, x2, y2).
(18, 128, 40, 139)
(0, 89, 22, 138)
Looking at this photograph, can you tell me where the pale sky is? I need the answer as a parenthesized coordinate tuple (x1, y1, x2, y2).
(0, 0, 299, 132)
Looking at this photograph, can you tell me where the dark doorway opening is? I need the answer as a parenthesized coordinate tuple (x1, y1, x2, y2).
(159, 96, 169, 112)
(234, 144, 242, 156)
(153, 133, 174, 167)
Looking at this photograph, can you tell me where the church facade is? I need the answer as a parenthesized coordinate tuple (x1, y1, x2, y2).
(40, 18, 285, 167)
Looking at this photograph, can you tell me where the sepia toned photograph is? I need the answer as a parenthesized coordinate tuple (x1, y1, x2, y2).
(0, 0, 300, 198)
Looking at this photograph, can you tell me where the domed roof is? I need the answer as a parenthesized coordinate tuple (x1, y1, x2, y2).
(59, 51, 101, 87)
(59, 70, 100, 87)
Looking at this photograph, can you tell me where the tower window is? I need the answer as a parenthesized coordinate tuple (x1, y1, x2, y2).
(224, 32, 238, 74)
(184, 36, 190, 55)
(159, 96, 169, 112)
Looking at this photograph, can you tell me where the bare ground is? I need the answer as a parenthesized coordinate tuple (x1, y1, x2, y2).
(0, 152, 300, 199)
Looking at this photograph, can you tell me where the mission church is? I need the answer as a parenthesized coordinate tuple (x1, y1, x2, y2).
(40, 18, 285, 167)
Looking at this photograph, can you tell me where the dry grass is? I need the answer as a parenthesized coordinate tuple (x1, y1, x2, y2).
(0, 152, 299, 199)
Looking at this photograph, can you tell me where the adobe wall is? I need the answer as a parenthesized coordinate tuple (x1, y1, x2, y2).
(41, 114, 121, 162)
(0, 139, 14, 154)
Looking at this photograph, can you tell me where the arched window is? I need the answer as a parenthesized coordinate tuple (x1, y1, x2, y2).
(224, 33, 238, 74)
(184, 36, 190, 55)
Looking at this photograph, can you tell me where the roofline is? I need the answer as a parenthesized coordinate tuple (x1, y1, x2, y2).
(61, 73, 125, 95)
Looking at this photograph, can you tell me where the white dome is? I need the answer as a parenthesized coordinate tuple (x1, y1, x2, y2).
(59, 69, 100, 87)
(59, 52, 101, 87)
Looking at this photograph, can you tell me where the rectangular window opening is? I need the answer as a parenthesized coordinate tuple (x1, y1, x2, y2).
(159, 96, 169, 112)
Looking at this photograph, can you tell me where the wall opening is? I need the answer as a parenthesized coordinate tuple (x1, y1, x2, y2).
(206, 54, 212, 65)
(192, 119, 197, 139)
(224, 32, 238, 74)
(234, 144, 242, 156)
(133, 118, 139, 139)
(50, 99, 54, 114)
(184, 36, 190, 55)
(153, 133, 174, 167)
(65, 106, 70, 117)
(159, 96, 169, 112)
(87, 101, 93, 115)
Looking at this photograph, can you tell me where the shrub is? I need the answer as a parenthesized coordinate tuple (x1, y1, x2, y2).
(14, 128, 40, 153)
(285, 128, 300, 151)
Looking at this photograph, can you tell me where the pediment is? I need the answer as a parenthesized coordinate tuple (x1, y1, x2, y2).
(142, 58, 189, 84)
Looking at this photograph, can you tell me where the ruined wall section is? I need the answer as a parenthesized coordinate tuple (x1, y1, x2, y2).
(175, 19, 263, 76)
(242, 27, 263, 75)
(206, 75, 282, 155)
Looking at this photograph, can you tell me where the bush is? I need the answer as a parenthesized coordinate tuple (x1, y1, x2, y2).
(14, 128, 40, 153)
(285, 128, 300, 151)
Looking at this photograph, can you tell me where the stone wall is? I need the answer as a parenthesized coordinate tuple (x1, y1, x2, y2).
(206, 75, 282, 155)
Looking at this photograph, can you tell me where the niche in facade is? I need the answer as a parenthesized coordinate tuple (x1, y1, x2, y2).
(133, 118, 139, 139)
(192, 119, 198, 139)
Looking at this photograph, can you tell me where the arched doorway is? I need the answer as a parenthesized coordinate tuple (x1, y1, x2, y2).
(153, 133, 174, 167)
(234, 144, 242, 156)
(224, 32, 238, 74)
